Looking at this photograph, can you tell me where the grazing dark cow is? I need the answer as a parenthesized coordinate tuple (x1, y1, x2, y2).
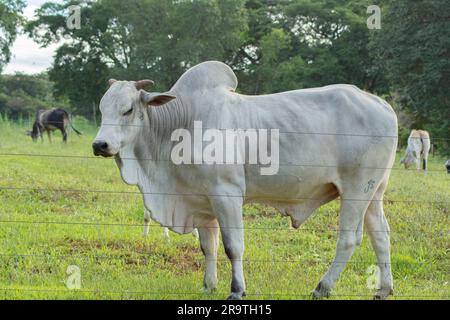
(445, 159, 450, 174)
(27, 108, 82, 143)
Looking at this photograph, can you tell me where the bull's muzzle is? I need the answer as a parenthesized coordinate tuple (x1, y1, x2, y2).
(92, 140, 113, 157)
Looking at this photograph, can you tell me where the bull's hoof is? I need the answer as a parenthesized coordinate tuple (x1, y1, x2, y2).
(312, 282, 330, 299)
(373, 288, 394, 300)
(227, 292, 245, 300)
(203, 277, 218, 294)
(290, 217, 301, 229)
(202, 286, 217, 294)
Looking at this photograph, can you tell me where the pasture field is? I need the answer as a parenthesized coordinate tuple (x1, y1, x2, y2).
(0, 118, 448, 300)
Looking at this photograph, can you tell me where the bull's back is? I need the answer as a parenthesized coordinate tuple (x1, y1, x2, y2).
(41, 108, 69, 129)
(228, 85, 397, 162)
(228, 84, 396, 136)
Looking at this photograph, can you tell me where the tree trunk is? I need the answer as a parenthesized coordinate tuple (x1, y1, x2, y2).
(92, 101, 97, 126)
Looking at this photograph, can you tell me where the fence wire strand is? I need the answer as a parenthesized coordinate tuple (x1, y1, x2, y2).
(9, 120, 450, 141)
(1, 152, 449, 173)
(1, 186, 449, 204)
(0, 252, 447, 265)
(1, 218, 449, 234)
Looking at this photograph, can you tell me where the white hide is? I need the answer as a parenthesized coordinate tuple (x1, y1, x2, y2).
(94, 61, 398, 300)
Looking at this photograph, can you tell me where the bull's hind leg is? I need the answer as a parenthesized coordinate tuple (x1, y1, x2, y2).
(415, 150, 421, 170)
(313, 190, 373, 299)
(47, 130, 52, 143)
(422, 151, 429, 172)
(364, 184, 393, 299)
(62, 129, 68, 143)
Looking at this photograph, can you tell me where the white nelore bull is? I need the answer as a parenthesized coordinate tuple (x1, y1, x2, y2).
(92, 61, 398, 300)
(400, 129, 431, 171)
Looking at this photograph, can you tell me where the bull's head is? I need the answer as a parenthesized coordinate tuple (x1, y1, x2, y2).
(92, 79, 176, 157)
(400, 151, 416, 169)
(28, 123, 40, 142)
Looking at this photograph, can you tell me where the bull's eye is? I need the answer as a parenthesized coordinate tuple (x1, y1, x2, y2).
(123, 108, 133, 116)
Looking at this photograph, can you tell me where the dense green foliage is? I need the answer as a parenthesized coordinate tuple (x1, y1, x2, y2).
(0, 0, 25, 72)
(0, 73, 69, 120)
(235, 0, 389, 94)
(0, 0, 448, 149)
(370, 0, 450, 147)
(25, 0, 247, 118)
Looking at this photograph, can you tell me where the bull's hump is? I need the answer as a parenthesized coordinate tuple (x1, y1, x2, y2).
(172, 61, 238, 93)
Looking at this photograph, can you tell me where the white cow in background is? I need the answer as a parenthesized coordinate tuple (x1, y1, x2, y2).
(93, 61, 398, 300)
(143, 209, 199, 241)
(400, 129, 431, 171)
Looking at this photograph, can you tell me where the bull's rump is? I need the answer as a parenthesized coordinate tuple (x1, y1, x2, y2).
(407, 130, 430, 155)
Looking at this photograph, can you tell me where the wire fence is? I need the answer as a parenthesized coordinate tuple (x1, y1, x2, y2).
(1, 129, 448, 300)
(0, 287, 447, 299)
(1, 186, 449, 205)
(5, 119, 450, 140)
(0, 251, 447, 265)
(1, 152, 449, 173)
(6, 119, 449, 139)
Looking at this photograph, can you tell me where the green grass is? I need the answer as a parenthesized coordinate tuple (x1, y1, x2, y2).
(0, 119, 449, 300)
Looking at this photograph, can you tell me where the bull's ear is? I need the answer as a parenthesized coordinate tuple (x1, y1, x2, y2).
(140, 90, 176, 106)
(135, 79, 154, 90)
(108, 79, 118, 86)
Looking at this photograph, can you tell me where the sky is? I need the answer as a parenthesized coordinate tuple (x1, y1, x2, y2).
(3, 0, 62, 75)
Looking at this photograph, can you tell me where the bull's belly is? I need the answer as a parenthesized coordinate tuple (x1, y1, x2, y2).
(244, 166, 337, 203)
(46, 125, 59, 131)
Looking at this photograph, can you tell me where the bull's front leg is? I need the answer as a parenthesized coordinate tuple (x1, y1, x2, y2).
(211, 195, 246, 300)
(143, 209, 151, 236)
(198, 218, 219, 292)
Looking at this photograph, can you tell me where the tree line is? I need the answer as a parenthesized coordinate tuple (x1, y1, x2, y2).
(0, 0, 449, 150)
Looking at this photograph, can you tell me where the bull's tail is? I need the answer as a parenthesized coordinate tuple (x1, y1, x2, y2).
(67, 113, 82, 136)
(70, 122, 82, 135)
(422, 158, 427, 171)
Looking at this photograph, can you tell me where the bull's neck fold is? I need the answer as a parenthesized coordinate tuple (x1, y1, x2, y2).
(142, 89, 191, 161)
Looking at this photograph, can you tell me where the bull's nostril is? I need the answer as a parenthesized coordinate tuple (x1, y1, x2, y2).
(93, 140, 109, 155)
